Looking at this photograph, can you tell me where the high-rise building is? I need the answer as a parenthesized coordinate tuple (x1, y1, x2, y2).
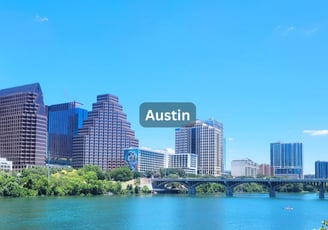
(175, 119, 224, 176)
(231, 158, 258, 177)
(223, 137, 226, 173)
(47, 102, 88, 165)
(315, 161, 328, 179)
(270, 142, 303, 179)
(0, 83, 47, 170)
(72, 94, 138, 170)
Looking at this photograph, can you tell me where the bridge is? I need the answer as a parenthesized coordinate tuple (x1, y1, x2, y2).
(152, 178, 328, 198)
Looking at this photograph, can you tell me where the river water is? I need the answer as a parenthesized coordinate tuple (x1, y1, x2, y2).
(0, 193, 327, 230)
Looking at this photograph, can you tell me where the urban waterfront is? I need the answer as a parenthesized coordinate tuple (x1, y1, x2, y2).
(0, 193, 327, 230)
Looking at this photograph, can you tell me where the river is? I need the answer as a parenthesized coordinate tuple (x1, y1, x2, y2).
(0, 193, 327, 230)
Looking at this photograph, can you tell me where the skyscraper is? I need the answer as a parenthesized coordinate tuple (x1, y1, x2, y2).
(315, 161, 328, 179)
(0, 83, 47, 170)
(72, 94, 138, 170)
(47, 102, 88, 165)
(270, 142, 303, 179)
(175, 119, 224, 176)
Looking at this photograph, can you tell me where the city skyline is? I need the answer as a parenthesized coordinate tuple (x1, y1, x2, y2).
(1, 1, 328, 174)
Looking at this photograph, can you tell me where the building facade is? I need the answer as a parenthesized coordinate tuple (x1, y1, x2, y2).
(270, 142, 303, 179)
(175, 119, 224, 176)
(124, 148, 167, 173)
(258, 163, 271, 177)
(169, 153, 198, 175)
(315, 161, 328, 179)
(72, 94, 138, 170)
(231, 158, 258, 177)
(47, 102, 88, 165)
(0, 83, 47, 170)
(0, 157, 13, 171)
(124, 148, 198, 175)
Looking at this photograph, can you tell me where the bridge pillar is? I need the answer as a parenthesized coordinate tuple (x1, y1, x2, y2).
(188, 186, 196, 195)
(269, 186, 276, 198)
(225, 186, 233, 197)
(319, 183, 325, 199)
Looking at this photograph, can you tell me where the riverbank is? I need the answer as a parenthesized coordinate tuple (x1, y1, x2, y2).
(0, 166, 153, 198)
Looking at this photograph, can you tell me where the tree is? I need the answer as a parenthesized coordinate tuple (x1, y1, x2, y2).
(109, 167, 133, 181)
(143, 170, 154, 178)
(196, 183, 225, 194)
(160, 168, 186, 178)
(106, 181, 122, 194)
(133, 171, 142, 179)
(141, 185, 151, 194)
(79, 165, 106, 180)
(134, 185, 140, 194)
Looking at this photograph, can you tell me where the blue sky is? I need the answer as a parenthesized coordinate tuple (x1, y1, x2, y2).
(1, 1, 328, 174)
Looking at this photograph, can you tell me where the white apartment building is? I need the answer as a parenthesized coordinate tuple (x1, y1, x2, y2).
(231, 158, 258, 177)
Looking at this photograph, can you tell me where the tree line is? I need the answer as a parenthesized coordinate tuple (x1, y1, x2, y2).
(0, 165, 150, 198)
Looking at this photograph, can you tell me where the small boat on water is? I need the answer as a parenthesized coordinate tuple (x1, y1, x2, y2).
(283, 206, 294, 211)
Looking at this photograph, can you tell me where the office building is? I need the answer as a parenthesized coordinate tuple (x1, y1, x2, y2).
(0, 157, 13, 171)
(270, 142, 303, 179)
(231, 158, 258, 177)
(258, 163, 271, 177)
(223, 138, 226, 173)
(124, 148, 167, 173)
(169, 153, 198, 175)
(72, 94, 138, 170)
(47, 102, 88, 165)
(175, 119, 224, 176)
(0, 83, 47, 170)
(315, 161, 328, 179)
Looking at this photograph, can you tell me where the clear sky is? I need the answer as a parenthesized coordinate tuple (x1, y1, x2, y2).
(1, 1, 328, 174)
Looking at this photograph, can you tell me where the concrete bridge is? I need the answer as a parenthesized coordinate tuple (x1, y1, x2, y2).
(151, 178, 328, 198)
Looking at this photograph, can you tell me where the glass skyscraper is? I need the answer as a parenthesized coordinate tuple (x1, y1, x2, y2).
(270, 142, 303, 179)
(315, 161, 328, 179)
(47, 102, 88, 165)
(72, 94, 138, 170)
(0, 83, 47, 170)
(175, 119, 224, 176)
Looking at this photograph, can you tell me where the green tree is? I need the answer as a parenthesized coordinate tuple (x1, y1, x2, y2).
(141, 185, 151, 194)
(234, 183, 266, 193)
(133, 171, 142, 179)
(109, 167, 133, 181)
(304, 184, 317, 192)
(196, 183, 225, 194)
(143, 170, 154, 178)
(134, 185, 140, 194)
(160, 168, 186, 178)
(106, 181, 122, 194)
(79, 165, 106, 180)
